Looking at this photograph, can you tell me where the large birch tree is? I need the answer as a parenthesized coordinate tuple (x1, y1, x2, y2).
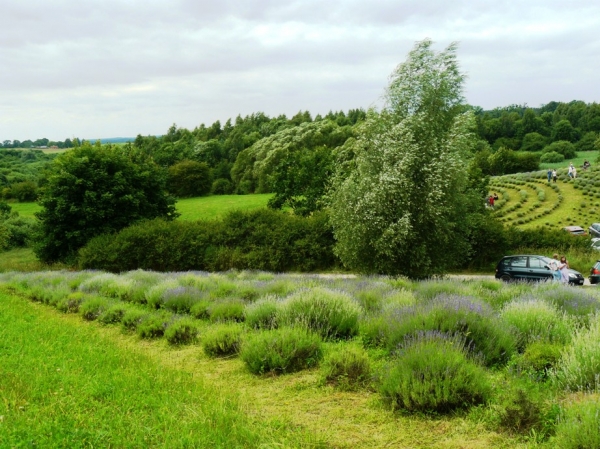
(328, 39, 482, 278)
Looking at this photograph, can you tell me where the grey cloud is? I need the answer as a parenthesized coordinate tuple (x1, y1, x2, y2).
(1, 0, 600, 140)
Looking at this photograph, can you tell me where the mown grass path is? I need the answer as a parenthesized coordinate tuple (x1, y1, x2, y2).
(0, 290, 528, 448)
(0, 290, 321, 448)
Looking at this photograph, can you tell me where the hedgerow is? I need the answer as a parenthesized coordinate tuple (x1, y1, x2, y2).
(78, 209, 337, 273)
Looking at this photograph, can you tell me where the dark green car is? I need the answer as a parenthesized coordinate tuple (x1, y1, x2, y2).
(495, 255, 584, 285)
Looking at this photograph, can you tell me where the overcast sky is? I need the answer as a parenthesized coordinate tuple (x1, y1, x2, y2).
(2, 0, 599, 141)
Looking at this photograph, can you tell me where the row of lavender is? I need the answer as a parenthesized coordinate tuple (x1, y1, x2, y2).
(2, 270, 600, 446)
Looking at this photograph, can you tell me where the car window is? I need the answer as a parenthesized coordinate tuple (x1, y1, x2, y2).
(528, 257, 547, 269)
(508, 256, 527, 268)
(593, 241, 600, 248)
(594, 224, 600, 231)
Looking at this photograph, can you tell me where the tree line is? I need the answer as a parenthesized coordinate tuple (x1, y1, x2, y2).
(1, 137, 79, 149)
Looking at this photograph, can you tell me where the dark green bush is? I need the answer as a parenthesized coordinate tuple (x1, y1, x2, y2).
(168, 160, 212, 198)
(519, 342, 563, 379)
(379, 332, 491, 413)
(321, 345, 371, 390)
(78, 209, 337, 273)
(211, 178, 233, 194)
(80, 296, 112, 321)
(521, 132, 547, 152)
(240, 328, 323, 375)
(543, 140, 576, 159)
(202, 323, 244, 357)
(78, 219, 214, 272)
(505, 226, 591, 252)
(98, 303, 129, 324)
(136, 312, 172, 339)
(540, 151, 565, 163)
(56, 292, 86, 313)
(121, 309, 149, 331)
(0, 215, 39, 248)
(164, 317, 199, 345)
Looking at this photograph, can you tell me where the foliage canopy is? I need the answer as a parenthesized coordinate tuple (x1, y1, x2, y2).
(329, 39, 482, 278)
(35, 142, 178, 263)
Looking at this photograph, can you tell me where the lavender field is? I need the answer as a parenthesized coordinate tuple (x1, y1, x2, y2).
(2, 270, 600, 447)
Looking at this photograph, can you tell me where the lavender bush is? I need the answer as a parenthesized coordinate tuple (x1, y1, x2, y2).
(380, 331, 491, 413)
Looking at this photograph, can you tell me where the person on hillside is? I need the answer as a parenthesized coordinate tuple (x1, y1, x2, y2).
(488, 195, 495, 209)
(552, 169, 557, 183)
(573, 167, 577, 179)
(583, 160, 591, 170)
(558, 255, 570, 284)
(568, 164, 574, 179)
(547, 168, 553, 182)
(493, 192, 499, 202)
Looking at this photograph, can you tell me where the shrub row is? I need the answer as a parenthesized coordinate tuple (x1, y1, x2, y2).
(78, 209, 336, 272)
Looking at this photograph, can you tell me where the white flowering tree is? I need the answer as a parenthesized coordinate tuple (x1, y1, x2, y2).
(328, 39, 481, 278)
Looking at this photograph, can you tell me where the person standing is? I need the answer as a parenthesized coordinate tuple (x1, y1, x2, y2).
(568, 164, 574, 179)
(552, 169, 557, 183)
(573, 167, 577, 179)
(547, 168, 553, 182)
(558, 256, 570, 284)
(548, 253, 560, 282)
(489, 194, 495, 209)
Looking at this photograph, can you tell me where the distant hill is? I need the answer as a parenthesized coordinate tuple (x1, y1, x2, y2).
(87, 137, 135, 144)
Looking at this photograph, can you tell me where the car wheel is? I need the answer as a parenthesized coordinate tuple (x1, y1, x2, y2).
(500, 274, 511, 282)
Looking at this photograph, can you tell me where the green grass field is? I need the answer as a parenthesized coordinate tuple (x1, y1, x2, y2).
(0, 248, 58, 272)
(176, 193, 272, 221)
(7, 202, 41, 218)
(538, 150, 597, 170)
(8, 194, 272, 221)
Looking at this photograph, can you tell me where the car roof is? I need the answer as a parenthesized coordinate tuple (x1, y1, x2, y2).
(501, 255, 550, 259)
(564, 226, 585, 231)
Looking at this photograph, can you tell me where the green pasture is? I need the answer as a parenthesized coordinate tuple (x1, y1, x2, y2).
(176, 193, 272, 221)
(0, 248, 53, 272)
(7, 201, 41, 218)
(8, 193, 272, 221)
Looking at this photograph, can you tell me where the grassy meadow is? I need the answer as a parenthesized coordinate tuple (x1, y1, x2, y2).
(8, 193, 272, 221)
(176, 193, 272, 221)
